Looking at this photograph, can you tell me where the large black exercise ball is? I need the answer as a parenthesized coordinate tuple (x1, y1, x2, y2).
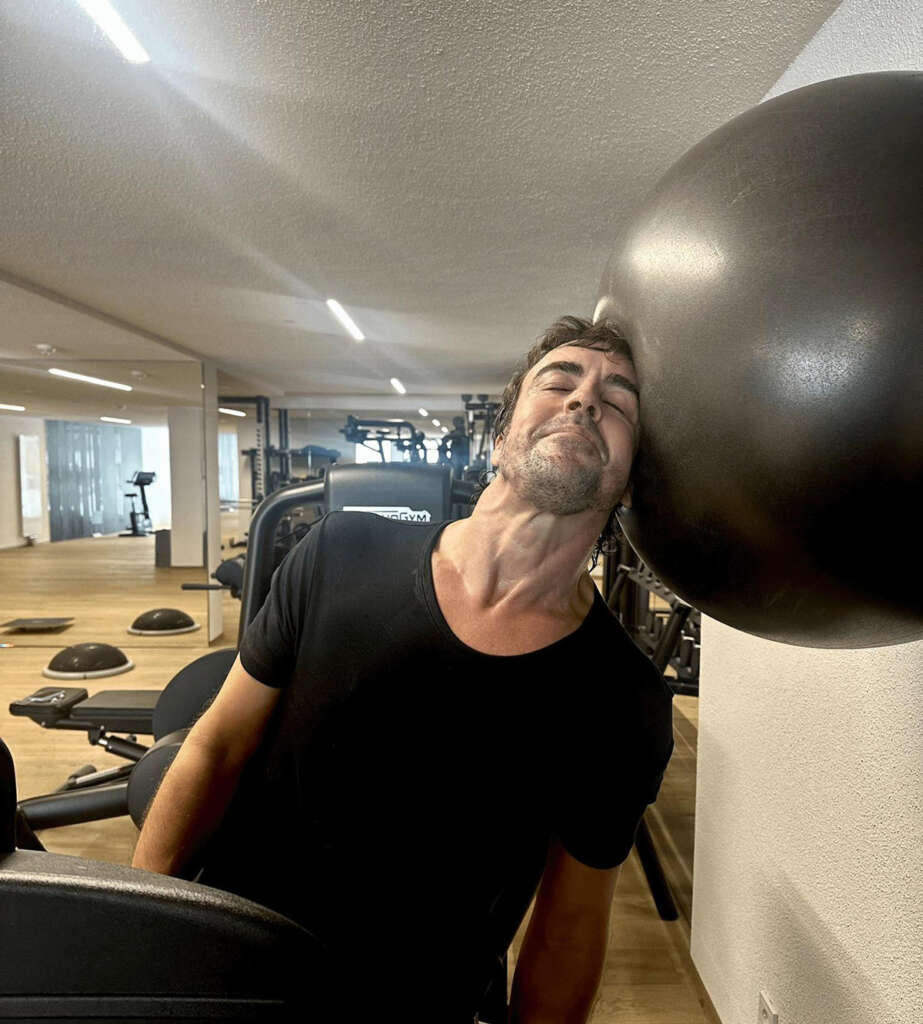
(595, 72, 923, 648)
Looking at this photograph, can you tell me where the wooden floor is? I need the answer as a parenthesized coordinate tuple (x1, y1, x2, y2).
(1, 533, 717, 1023)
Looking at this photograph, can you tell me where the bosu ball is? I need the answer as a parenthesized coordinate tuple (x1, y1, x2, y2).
(43, 642, 134, 680)
(128, 608, 201, 636)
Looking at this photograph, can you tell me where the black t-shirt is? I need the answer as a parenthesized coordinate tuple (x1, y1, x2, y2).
(199, 511, 674, 1017)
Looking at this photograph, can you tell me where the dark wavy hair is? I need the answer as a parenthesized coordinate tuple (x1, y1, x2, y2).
(474, 315, 636, 566)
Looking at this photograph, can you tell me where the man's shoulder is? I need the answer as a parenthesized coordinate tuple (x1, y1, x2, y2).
(303, 510, 443, 568)
(577, 592, 675, 706)
(320, 509, 442, 539)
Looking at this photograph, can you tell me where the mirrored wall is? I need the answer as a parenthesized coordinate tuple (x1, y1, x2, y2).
(0, 351, 210, 651)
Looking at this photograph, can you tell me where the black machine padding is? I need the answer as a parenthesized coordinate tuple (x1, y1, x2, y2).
(0, 849, 327, 1020)
(1, 741, 15, 854)
(71, 690, 160, 734)
(9, 688, 88, 726)
(324, 462, 452, 521)
(152, 648, 237, 739)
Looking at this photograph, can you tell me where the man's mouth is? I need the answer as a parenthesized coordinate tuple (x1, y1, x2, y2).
(540, 423, 605, 459)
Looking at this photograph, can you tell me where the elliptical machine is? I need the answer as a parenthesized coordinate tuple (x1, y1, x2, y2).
(119, 471, 155, 537)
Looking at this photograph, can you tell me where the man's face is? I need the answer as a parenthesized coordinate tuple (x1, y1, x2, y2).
(493, 343, 640, 516)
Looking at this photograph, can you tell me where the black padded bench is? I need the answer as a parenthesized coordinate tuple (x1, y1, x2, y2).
(11, 687, 159, 735)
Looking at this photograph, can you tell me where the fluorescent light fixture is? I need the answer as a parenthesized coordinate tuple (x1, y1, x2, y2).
(325, 298, 365, 341)
(441, 426, 448, 433)
(390, 378, 406, 395)
(418, 408, 428, 417)
(432, 418, 441, 427)
(49, 368, 132, 392)
(218, 407, 247, 417)
(0, 403, 26, 412)
(75, 0, 150, 63)
(100, 416, 132, 424)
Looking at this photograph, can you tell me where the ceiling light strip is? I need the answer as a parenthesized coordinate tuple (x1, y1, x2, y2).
(390, 378, 406, 395)
(49, 368, 133, 392)
(100, 416, 132, 424)
(0, 403, 27, 412)
(75, 0, 150, 63)
(325, 298, 365, 341)
(219, 407, 247, 417)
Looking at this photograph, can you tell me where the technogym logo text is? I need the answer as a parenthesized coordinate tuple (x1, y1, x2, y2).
(343, 506, 432, 522)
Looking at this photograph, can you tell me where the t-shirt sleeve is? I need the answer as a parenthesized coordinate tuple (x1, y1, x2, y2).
(552, 667, 675, 870)
(237, 520, 322, 686)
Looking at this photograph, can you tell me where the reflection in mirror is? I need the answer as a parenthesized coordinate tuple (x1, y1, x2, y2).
(0, 280, 217, 862)
(0, 357, 208, 650)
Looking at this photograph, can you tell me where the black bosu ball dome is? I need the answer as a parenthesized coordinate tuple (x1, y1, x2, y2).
(128, 608, 200, 636)
(43, 642, 134, 680)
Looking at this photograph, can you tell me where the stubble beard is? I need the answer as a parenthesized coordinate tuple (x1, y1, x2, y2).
(499, 434, 617, 516)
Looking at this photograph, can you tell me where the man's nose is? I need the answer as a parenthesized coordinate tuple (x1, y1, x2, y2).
(566, 388, 600, 421)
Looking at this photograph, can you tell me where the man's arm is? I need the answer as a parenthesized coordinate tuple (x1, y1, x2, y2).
(508, 838, 620, 1024)
(131, 654, 282, 876)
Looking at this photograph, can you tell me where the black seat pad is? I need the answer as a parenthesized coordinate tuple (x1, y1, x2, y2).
(72, 690, 160, 734)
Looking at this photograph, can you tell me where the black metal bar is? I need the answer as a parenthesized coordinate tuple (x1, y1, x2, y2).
(56, 763, 134, 792)
(98, 735, 148, 762)
(651, 604, 693, 674)
(634, 817, 678, 920)
(18, 782, 130, 830)
(238, 479, 326, 642)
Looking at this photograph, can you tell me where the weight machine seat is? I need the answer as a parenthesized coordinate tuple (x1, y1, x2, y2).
(0, 848, 328, 1020)
(70, 690, 160, 735)
(0, 739, 328, 1020)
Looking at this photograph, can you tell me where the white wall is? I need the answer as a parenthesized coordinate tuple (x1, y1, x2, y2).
(690, 5, 923, 1024)
(140, 426, 172, 530)
(0, 414, 50, 549)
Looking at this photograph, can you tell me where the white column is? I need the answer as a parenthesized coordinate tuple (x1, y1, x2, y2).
(202, 361, 223, 642)
(167, 405, 206, 567)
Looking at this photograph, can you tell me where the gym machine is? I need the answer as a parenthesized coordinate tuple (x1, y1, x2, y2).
(600, 545, 702, 923)
(225, 397, 340, 502)
(0, 738, 328, 1020)
(460, 394, 500, 475)
(119, 470, 155, 537)
(11, 463, 478, 841)
(339, 415, 427, 463)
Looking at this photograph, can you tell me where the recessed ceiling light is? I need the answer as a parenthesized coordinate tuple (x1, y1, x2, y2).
(35, 344, 57, 356)
(75, 0, 150, 64)
(100, 416, 132, 425)
(0, 403, 26, 412)
(418, 407, 428, 417)
(390, 378, 406, 395)
(325, 298, 365, 341)
(49, 368, 132, 392)
(441, 426, 448, 433)
(219, 407, 247, 417)
(432, 418, 441, 427)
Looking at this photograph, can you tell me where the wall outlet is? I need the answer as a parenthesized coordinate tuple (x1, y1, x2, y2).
(758, 992, 779, 1024)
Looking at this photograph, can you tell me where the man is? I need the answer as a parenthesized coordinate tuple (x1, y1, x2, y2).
(133, 315, 675, 1023)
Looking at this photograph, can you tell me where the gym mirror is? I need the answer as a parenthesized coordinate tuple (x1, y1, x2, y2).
(0, 348, 209, 652)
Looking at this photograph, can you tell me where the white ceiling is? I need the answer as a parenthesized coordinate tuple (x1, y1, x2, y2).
(1, 0, 841, 415)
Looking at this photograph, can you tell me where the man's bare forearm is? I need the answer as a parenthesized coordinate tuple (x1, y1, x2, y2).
(509, 934, 607, 1024)
(131, 736, 242, 876)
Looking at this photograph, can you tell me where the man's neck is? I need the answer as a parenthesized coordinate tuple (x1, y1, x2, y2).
(435, 475, 608, 616)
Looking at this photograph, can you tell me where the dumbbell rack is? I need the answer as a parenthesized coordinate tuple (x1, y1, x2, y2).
(601, 552, 704, 922)
(605, 562, 700, 696)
